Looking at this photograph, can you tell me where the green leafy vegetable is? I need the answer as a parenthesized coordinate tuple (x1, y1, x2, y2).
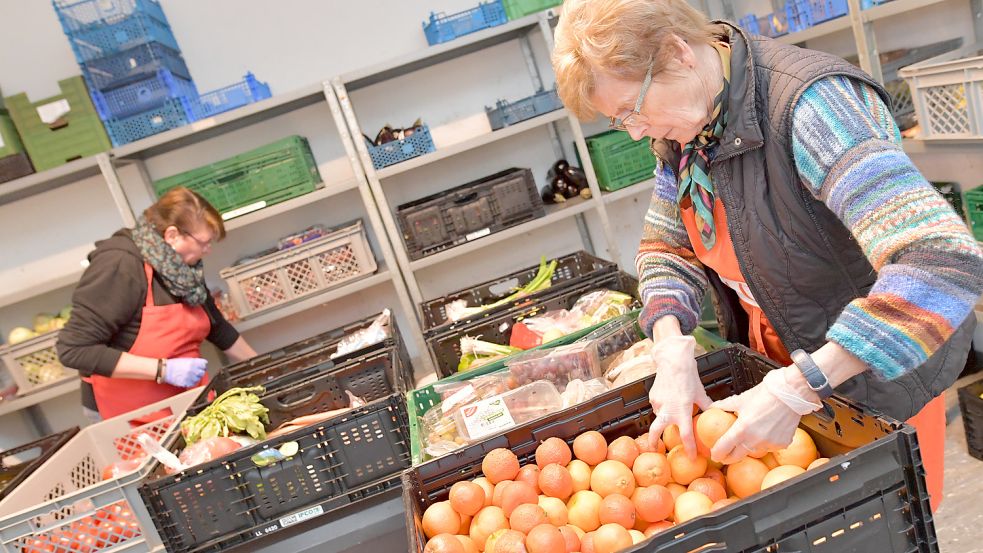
(181, 386, 270, 444)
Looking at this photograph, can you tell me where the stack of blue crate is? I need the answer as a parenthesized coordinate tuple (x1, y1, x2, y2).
(52, 0, 272, 146)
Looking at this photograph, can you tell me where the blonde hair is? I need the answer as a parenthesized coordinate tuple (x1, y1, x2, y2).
(144, 187, 226, 240)
(553, 0, 719, 120)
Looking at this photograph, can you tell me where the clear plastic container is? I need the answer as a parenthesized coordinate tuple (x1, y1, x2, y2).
(505, 341, 601, 390)
(453, 380, 562, 441)
(579, 313, 641, 362)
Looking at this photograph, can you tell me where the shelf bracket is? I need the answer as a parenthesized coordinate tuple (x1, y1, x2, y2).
(96, 153, 136, 228)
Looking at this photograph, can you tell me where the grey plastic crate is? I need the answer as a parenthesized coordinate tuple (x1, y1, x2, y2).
(900, 42, 983, 139)
(485, 88, 563, 130)
(0, 331, 76, 396)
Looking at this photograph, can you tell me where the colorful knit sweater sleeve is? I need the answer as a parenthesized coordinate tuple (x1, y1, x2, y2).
(636, 162, 709, 338)
(792, 75, 983, 381)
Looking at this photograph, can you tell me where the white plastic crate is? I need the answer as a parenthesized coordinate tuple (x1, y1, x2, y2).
(0, 388, 203, 553)
(900, 43, 983, 139)
(221, 220, 377, 318)
(0, 331, 76, 396)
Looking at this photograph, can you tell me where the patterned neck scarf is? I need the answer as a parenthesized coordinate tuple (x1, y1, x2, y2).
(676, 41, 732, 251)
(131, 216, 208, 306)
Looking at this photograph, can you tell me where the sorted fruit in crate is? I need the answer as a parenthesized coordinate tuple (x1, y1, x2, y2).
(506, 341, 602, 389)
(458, 337, 521, 373)
(365, 118, 424, 146)
(6, 327, 37, 345)
(180, 386, 270, 444)
(22, 362, 65, 385)
(445, 257, 558, 323)
(542, 159, 590, 204)
(508, 289, 635, 349)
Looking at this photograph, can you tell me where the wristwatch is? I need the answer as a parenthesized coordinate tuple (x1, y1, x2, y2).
(789, 349, 834, 400)
(155, 358, 165, 385)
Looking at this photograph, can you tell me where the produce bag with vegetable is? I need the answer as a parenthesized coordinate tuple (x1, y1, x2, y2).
(457, 336, 522, 372)
(332, 309, 391, 359)
(180, 386, 270, 444)
(444, 257, 557, 323)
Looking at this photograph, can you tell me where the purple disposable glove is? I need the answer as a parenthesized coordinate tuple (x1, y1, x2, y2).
(163, 358, 207, 388)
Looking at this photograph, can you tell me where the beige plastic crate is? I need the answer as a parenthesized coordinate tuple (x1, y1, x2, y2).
(0, 388, 203, 553)
(900, 43, 983, 139)
(0, 331, 76, 396)
(221, 220, 377, 318)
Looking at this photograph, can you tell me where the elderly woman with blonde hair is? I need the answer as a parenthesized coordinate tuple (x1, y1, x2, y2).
(553, 0, 982, 511)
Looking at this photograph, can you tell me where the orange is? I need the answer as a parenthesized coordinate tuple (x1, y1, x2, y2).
(710, 497, 739, 511)
(694, 408, 736, 456)
(592, 523, 633, 553)
(424, 533, 467, 553)
(631, 485, 673, 523)
(455, 535, 480, 553)
(687, 478, 726, 503)
(661, 424, 682, 451)
(628, 529, 646, 545)
(516, 465, 542, 494)
(566, 490, 602, 532)
(450, 481, 486, 517)
(473, 477, 495, 508)
(558, 525, 582, 553)
(635, 432, 655, 454)
(597, 494, 636, 529)
(606, 436, 640, 469)
(469, 506, 509, 551)
(807, 458, 829, 471)
(573, 431, 608, 466)
(459, 514, 472, 535)
(539, 464, 574, 500)
(501, 481, 539, 517)
(590, 460, 636, 498)
(492, 480, 513, 508)
(773, 428, 819, 469)
(536, 437, 573, 468)
(632, 452, 670, 487)
(580, 532, 596, 553)
(673, 491, 712, 523)
(483, 449, 521, 484)
(759, 452, 780, 470)
(703, 467, 725, 489)
(760, 465, 806, 490)
(525, 523, 566, 553)
(666, 482, 687, 501)
(643, 520, 674, 537)
(567, 460, 592, 493)
(666, 445, 708, 485)
(422, 501, 462, 539)
(724, 458, 769, 498)
(510, 503, 548, 534)
(487, 529, 526, 553)
(538, 496, 569, 526)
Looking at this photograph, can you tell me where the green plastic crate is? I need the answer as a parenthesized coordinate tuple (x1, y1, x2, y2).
(406, 312, 729, 465)
(931, 181, 966, 221)
(4, 77, 110, 171)
(0, 111, 24, 158)
(967, 187, 983, 241)
(502, 0, 562, 19)
(582, 129, 660, 191)
(154, 135, 322, 220)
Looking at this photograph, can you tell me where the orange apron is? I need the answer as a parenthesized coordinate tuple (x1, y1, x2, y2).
(681, 196, 946, 511)
(88, 263, 210, 420)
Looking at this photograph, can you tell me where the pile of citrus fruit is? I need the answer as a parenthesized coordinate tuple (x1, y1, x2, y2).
(420, 408, 828, 553)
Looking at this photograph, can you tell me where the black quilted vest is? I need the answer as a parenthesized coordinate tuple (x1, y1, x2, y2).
(654, 22, 975, 420)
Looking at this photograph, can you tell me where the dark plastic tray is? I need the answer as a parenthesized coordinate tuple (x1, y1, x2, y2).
(0, 152, 33, 185)
(426, 270, 639, 377)
(419, 250, 618, 333)
(0, 426, 79, 501)
(139, 348, 413, 553)
(405, 345, 938, 553)
(957, 379, 983, 460)
(396, 167, 545, 261)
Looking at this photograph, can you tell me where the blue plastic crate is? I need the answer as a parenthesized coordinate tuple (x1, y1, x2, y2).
(102, 96, 193, 146)
(787, 0, 848, 31)
(366, 125, 436, 170)
(194, 72, 272, 119)
(53, 0, 168, 31)
(423, 0, 507, 46)
(81, 41, 189, 89)
(90, 69, 198, 120)
(63, 12, 180, 62)
(738, 14, 761, 35)
(758, 11, 790, 37)
(485, 88, 563, 130)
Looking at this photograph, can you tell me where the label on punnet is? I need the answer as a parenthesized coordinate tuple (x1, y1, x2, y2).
(222, 201, 268, 220)
(465, 228, 491, 241)
(279, 505, 324, 528)
(461, 396, 515, 440)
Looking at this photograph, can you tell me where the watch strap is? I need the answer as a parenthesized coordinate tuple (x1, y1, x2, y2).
(790, 349, 834, 400)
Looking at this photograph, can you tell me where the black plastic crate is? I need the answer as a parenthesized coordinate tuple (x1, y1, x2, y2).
(419, 250, 618, 333)
(957, 379, 983, 460)
(194, 320, 411, 414)
(930, 181, 966, 220)
(426, 270, 639, 377)
(0, 426, 79, 501)
(404, 345, 938, 553)
(139, 352, 413, 553)
(396, 167, 545, 261)
(0, 152, 34, 184)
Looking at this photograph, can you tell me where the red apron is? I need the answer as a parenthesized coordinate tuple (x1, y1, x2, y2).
(681, 196, 947, 511)
(89, 263, 210, 420)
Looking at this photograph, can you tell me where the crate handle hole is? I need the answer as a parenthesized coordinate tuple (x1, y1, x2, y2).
(488, 278, 522, 297)
(828, 474, 840, 483)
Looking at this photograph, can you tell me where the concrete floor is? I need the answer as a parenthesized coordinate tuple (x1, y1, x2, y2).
(933, 370, 983, 553)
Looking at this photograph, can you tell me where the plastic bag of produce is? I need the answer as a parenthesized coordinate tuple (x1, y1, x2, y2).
(332, 309, 391, 359)
(560, 378, 609, 408)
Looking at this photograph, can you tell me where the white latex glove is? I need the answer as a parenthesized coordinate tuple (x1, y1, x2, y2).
(647, 335, 711, 457)
(709, 368, 822, 464)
